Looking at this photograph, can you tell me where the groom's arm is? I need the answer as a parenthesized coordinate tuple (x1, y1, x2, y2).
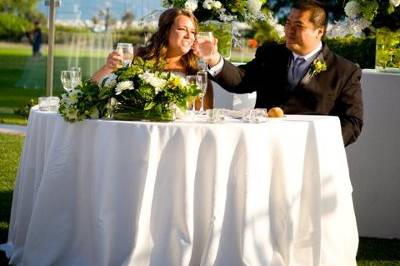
(207, 47, 270, 94)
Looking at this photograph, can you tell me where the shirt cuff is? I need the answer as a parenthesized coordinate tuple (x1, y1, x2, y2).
(208, 55, 224, 77)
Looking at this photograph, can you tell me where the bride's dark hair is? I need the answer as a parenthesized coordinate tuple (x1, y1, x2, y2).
(136, 8, 199, 74)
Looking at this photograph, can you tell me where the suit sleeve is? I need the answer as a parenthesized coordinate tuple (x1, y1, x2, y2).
(213, 46, 269, 94)
(333, 66, 363, 146)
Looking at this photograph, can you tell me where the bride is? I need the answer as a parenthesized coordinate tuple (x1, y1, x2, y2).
(91, 8, 213, 109)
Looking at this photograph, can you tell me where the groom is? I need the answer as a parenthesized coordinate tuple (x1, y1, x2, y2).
(200, 0, 363, 146)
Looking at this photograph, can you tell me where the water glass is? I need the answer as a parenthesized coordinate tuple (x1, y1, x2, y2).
(61, 70, 80, 92)
(206, 108, 225, 123)
(196, 32, 214, 58)
(196, 70, 208, 113)
(38, 96, 60, 112)
(243, 108, 268, 123)
(116, 43, 134, 66)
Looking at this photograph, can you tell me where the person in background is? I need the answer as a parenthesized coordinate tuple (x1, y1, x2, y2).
(197, 0, 363, 146)
(26, 20, 42, 57)
(92, 8, 213, 109)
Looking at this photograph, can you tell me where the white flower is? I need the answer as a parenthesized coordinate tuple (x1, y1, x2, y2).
(139, 72, 167, 93)
(184, 0, 198, 12)
(212, 1, 222, 10)
(203, 0, 213, 10)
(102, 73, 117, 88)
(65, 107, 79, 121)
(115, 80, 134, 95)
(248, 0, 262, 15)
(390, 0, 400, 7)
(344, 1, 361, 18)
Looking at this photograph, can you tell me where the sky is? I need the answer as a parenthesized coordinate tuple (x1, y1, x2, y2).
(38, 0, 163, 21)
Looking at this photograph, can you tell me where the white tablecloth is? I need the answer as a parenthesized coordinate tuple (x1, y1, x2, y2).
(2, 107, 358, 266)
(346, 69, 400, 238)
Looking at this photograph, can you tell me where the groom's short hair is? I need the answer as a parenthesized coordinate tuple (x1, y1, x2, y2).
(293, 0, 328, 31)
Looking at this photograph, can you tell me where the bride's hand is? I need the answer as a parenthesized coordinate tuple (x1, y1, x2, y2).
(105, 51, 123, 70)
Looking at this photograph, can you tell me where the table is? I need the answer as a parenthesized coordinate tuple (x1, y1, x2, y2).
(2, 107, 358, 266)
(346, 69, 400, 238)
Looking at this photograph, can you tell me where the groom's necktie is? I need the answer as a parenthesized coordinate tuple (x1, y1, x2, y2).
(292, 57, 306, 82)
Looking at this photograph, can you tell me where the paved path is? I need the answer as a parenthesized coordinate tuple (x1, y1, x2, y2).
(0, 124, 27, 135)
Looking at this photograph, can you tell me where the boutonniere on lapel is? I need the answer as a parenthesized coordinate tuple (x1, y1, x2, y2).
(310, 59, 327, 77)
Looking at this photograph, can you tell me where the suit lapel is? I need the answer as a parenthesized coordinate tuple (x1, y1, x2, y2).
(300, 51, 325, 86)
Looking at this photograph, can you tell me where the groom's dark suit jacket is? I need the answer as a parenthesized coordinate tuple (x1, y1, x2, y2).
(215, 42, 363, 146)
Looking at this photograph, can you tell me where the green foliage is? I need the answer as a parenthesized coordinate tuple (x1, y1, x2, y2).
(14, 98, 37, 119)
(325, 36, 376, 69)
(375, 27, 400, 69)
(0, 13, 29, 41)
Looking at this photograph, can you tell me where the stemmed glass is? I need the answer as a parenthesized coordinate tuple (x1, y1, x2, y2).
(186, 75, 197, 114)
(116, 43, 134, 67)
(196, 70, 208, 113)
(60, 70, 80, 92)
(196, 32, 214, 59)
(69, 66, 82, 83)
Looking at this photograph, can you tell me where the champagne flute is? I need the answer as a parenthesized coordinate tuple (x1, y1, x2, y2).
(196, 70, 208, 113)
(116, 43, 134, 67)
(196, 31, 214, 59)
(60, 70, 80, 92)
(186, 75, 197, 113)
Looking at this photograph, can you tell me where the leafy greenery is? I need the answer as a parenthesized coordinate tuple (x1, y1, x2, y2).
(0, 13, 30, 41)
(375, 27, 400, 69)
(325, 36, 376, 69)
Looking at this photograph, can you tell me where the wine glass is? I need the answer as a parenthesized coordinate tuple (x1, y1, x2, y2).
(69, 66, 82, 83)
(60, 70, 80, 92)
(196, 32, 214, 59)
(116, 43, 134, 67)
(196, 70, 208, 113)
(186, 75, 197, 113)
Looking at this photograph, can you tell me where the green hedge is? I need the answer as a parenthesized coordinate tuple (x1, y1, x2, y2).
(325, 36, 376, 69)
(0, 13, 29, 41)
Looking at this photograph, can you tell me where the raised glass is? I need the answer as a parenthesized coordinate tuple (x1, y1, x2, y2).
(196, 31, 214, 59)
(116, 43, 134, 67)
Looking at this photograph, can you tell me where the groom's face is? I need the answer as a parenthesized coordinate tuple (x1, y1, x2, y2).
(284, 9, 324, 55)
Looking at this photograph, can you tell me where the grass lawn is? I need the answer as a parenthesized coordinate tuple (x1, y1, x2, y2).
(0, 41, 108, 125)
(0, 132, 399, 265)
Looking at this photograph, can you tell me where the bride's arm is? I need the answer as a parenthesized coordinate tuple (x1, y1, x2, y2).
(91, 51, 123, 83)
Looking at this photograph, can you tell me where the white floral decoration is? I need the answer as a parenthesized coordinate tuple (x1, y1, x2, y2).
(344, 1, 361, 18)
(390, 0, 400, 7)
(115, 80, 134, 95)
(248, 0, 262, 15)
(139, 72, 167, 94)
(184, 0, 198, 12)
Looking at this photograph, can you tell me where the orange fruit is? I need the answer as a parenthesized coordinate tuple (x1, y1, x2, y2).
(267, 107, 284, 118)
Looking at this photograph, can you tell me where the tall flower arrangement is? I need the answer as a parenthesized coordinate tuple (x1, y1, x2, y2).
(344, 0, 400, 30)
(162, 0, 266, 22)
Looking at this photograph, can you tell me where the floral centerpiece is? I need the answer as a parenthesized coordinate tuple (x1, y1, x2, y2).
(59, 57, 200, 122)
